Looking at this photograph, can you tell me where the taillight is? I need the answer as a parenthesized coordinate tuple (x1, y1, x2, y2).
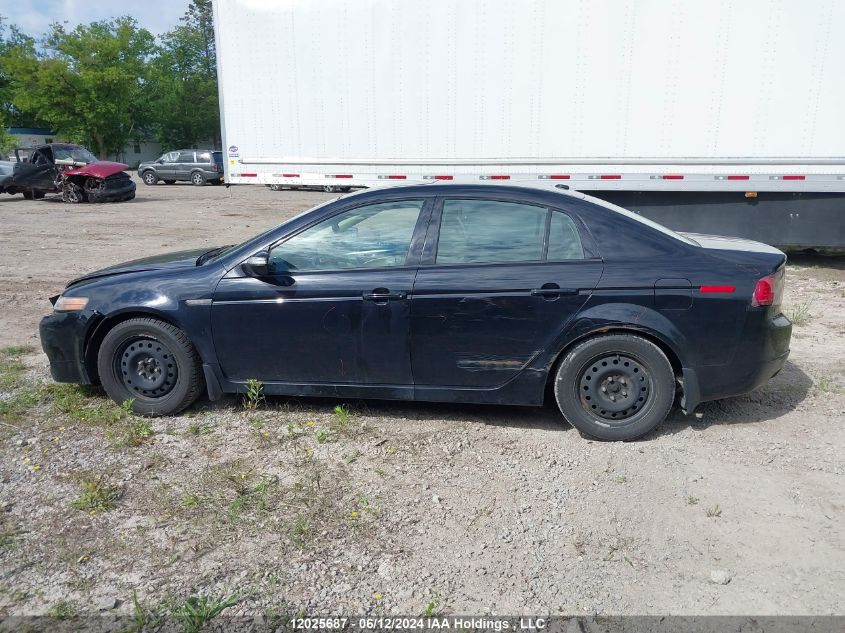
(752, 268, 785, 307)
(211, 164, 219, 172)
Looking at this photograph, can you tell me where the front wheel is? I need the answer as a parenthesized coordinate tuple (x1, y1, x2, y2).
(97, 318, 204, 416)
(142, 171, 159, 186)
(554, 334, 675, 441)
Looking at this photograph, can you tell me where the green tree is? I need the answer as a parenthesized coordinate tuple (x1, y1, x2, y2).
(0, 15, 39, 138)
(4, 18, 156, 158)
(150, 0, 219, 149)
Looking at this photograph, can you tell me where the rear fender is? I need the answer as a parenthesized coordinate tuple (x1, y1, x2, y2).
(546, 300, 695, 372)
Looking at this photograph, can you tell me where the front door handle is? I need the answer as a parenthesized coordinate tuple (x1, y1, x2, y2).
(530, 284, 578, 298)
(363, 288, 407, 302)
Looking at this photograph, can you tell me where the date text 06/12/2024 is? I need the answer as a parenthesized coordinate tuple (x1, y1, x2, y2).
(291, 617, 548, 631)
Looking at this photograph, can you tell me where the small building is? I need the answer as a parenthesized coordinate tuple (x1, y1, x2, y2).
(7, 127, 56, 151)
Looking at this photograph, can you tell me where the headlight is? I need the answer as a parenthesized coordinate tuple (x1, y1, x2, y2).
(54, 296, 89, 312)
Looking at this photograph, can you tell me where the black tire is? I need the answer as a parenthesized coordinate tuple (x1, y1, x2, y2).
(553, 334, 675, 441)
(62, 182, 86, 203)
(209, 178, 222, 186)
(340, 187, 351, 192)
(269, 184, 283, 191)
(190, 171, 206, 186)
(142, 171, 159, 186)
(164, 180, 176, 185)
(323, 185, 338, 193)
(33, 190, 45, 199)
(22, 190, 33, 200)
(97, 317, 204, 416)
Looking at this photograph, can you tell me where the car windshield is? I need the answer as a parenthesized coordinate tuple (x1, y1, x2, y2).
(52, 146, 97, 164)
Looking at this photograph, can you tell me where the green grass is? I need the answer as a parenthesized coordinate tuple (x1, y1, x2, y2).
(243, 378, 265, 410)
(71, 477, 121, 514)
(171, 594, 240, 633)
(0, 345, 33, 390)
(48, 600, 77, 620)
(785, 301, 812, 325)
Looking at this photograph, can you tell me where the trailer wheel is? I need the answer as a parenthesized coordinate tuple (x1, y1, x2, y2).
(323, 185, 339, 193)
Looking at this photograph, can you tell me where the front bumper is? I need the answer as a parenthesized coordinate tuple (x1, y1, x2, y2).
(88, 173, 136, 202)
(39, 311, 92, 384)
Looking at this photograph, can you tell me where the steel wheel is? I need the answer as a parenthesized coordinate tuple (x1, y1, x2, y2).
(554, 334, 675, 441)
(577, 353, 650, 421)
(116, 337, 178, 400)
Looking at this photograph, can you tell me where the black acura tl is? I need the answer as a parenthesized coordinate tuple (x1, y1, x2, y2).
(39, 184, 792, 440)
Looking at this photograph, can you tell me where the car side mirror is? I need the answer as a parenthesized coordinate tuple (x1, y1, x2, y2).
(242, 251, 270, 277)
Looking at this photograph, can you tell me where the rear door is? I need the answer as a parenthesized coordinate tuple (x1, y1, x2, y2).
(410, 197, 603, 389)
(175, 150, 196, 180)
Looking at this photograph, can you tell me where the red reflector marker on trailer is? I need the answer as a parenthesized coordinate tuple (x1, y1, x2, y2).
(699, 285, 736, 293)
(240, 173, 257, 178)
(600, 174, 622, 179)
(282, 173, 299, 178)
(662, 175, 684, 180)
(434, 175, 453, 180)
(782, 175, 806, 180)
(727, 175, 750, 180)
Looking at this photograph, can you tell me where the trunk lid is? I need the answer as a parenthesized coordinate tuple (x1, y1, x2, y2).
(682, 232, 786, 274)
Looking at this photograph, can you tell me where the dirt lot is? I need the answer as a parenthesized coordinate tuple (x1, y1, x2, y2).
(0, 177, 843, 623)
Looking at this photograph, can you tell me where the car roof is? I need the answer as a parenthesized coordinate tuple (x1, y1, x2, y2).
(341, 182, 588, 205)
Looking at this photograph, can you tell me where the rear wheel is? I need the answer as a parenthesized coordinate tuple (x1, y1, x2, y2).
(22, 190, 33, 200)
(554, 334, 675, 441)
(269, 184, 283, 191)
(142, 171, 158, 186)
(32, 190, 45, 199)
(191, 171, 206, 186)
(97, 318, 203, 416)
(323, 185, 338, 193)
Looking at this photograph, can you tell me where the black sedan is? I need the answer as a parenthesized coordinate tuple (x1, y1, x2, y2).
(39, 184, 791, 440)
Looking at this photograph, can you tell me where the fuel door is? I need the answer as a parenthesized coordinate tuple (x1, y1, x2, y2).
(654, 278, 692, 310)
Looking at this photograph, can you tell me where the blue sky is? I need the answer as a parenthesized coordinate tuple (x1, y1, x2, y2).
(0, 0, 190, 37)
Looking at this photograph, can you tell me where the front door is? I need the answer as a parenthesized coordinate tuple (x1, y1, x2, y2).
(157, 152, 178, 180)
(410, 197, 603, 389)
(212, 198, 432, 385)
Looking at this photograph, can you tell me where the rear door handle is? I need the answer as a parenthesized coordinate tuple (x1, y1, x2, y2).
(363, 288, 407, 302)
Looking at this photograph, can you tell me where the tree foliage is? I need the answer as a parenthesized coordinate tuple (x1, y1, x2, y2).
(150, 0, 219, 148)
(0, 0, 221, 157)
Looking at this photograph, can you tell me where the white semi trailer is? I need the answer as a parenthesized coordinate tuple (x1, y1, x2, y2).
(212, 0, 845, 249)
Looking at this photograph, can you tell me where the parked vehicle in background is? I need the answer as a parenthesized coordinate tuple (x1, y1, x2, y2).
(213, 0, 845, 250)
(138, 149, 223, 186)
(39, 184, 791, 441)
(267, 183, 353, 193)
(0, 143, 135, 203)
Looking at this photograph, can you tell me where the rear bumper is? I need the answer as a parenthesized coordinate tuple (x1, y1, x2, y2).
(39, 311, 91, 384)
(684, 312, 792, 410)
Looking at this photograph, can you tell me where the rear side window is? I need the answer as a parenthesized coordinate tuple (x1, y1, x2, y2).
(197, 151, 212, 162)
(177, 151, 195, 162)
(547, 211, 584, 260)
(436, 199, 547, 264)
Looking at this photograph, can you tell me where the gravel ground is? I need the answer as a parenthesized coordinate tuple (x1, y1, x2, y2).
(0, 177, 843, 622)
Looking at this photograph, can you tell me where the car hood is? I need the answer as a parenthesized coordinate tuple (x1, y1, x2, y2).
(64, 161, 128, 179)
(66, 247, 212, 288)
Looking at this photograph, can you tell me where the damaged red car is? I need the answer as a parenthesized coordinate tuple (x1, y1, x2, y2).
(0, 143, 135, 203)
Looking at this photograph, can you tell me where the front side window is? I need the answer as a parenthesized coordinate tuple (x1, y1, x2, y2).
(269, 200, 425, 272)
(436, 199, 548, 264)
